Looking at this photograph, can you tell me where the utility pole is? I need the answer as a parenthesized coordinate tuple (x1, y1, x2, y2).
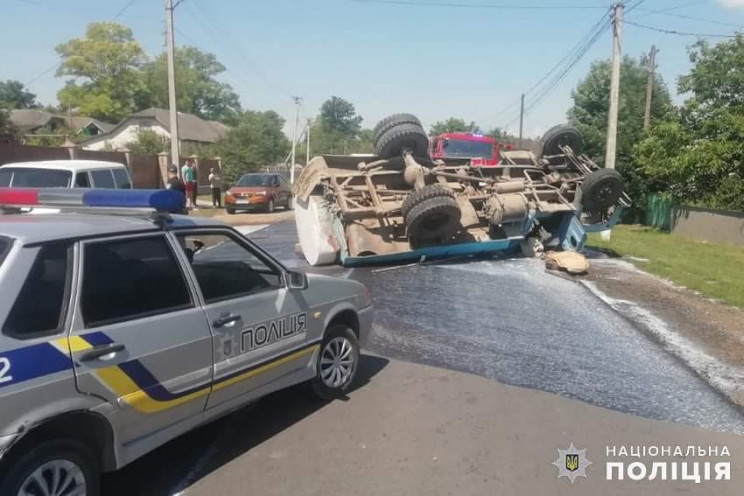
(306, 118, 311, 165)
(602, 2, 624, 241)
(644, 45, 658, 132)
(290, 96, 302, 184)
(165, 0, 181, 172)
(518, 93, 525, 148)
(605, 2, 624, 171)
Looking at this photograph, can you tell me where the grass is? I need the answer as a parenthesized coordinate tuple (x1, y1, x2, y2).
(587, 225, 744, 308)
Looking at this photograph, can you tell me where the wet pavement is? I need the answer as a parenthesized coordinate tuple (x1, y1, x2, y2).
(251, 221, 744, 434)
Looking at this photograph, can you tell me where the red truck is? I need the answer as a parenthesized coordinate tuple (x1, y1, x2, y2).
(430, 132, 504, 167)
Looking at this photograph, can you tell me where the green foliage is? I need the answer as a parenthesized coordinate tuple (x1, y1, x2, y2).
(214, 111, 290, 184)
(0, 107, 21, 142)
(429, 118, 471, 136)
(487, 127, 517, 144)
(320, 97, 362, 137)
(55, 22, 148, 122)
(140, 46, 242, 124)
(634, 36, 744, 212)
(126, 129, 171, 156)
(0, 80, 39, 109)
(569, 55, 673, 220)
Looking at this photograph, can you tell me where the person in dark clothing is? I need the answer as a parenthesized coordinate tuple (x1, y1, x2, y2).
(165, 165, 187, 214)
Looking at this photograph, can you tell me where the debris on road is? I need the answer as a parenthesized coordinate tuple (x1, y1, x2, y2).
(294, 113, 630, 267)
(545, 251, 590, 275)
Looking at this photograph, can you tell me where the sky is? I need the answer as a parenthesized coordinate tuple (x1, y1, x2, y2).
(3, 0, 744, 138)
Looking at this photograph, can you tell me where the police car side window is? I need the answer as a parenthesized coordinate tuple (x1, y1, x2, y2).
(3, 242, 72, 339)
(177, 233, 282, 303)
(81, 236, 193, 328)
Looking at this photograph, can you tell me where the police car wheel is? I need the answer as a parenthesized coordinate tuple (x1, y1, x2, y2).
(311, 324, 360, 400)
(0, 439, 99, 496)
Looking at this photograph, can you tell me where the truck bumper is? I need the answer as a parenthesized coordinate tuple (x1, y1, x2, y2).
(357, 305, 374, 348)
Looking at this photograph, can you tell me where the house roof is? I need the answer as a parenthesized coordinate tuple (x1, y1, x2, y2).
(9, 109, 114, 134)
(129, 108, 228, 142)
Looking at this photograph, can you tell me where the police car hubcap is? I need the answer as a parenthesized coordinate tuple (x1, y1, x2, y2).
(19, 460, 86, 496)
(320, 337, 355, 388)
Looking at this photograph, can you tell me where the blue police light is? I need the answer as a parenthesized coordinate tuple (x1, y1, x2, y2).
(81, 189, 184, 211)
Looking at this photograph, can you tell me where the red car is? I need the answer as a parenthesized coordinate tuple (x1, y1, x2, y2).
(225, 173, 293, 214)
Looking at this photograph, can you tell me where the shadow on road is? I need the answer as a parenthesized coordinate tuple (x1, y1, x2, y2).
(102, 354, 389, 495)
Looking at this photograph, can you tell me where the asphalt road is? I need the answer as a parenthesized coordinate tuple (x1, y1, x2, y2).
(254, 221, 744, 434)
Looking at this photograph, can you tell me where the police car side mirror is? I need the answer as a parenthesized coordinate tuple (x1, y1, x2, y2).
(287, 271, 308, 290)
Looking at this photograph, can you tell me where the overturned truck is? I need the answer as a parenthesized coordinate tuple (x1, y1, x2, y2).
(294, 114, 629, 267)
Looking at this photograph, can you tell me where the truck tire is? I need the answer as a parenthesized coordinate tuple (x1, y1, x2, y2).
(400, 184, 455, 219)
(376, 123, 430, 159)
(373, 114, 422, 146)
(541, 124, 584, 157)
(580, 169, 625, 209)
(0, 439, 100, 496)
(405, 196, 461, 243)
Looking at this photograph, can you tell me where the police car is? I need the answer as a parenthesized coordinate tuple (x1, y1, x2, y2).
(0, 188, 373, 496)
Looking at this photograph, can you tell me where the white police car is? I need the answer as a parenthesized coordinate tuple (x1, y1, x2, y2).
(0, 188, 373, 496)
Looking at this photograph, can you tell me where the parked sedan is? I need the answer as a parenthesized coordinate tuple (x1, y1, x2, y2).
(225, 173, 293, 214)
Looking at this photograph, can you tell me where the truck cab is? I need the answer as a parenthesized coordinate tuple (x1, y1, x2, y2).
(429, 133, 501, 167)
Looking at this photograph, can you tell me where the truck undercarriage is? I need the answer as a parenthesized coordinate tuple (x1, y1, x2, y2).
(293, 115, 629, 267)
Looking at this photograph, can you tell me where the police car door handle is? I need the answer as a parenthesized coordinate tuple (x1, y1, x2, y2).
(79, 344, 126, 362)
(214, 314, 241, 328)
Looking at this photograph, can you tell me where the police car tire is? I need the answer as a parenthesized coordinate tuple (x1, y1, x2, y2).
(310, 324, 360, 400)
(0, 439, 100, 496)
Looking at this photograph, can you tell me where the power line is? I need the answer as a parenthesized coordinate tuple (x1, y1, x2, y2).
(631, 0, 705, 20)
(624, 0, 646, 16)
(633, 10, 744, 29)
(112, 0, 138, 21)
(352, 0, 610, 9)
(624, 20, 739, 38)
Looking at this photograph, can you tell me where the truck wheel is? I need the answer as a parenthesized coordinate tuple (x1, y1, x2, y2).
(541, 124, 583, 157)
(376, 123, 429, 159)
(581, 169, 625, 209)
(400, 184, 455, 219)
(310, 324, 360, 400)
(373, 114, 422, 146)
(405, 196, 461, 243)
(0, 439, 100, 496)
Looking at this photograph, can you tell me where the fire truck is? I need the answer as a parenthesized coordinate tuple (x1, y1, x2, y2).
(429, 132, 502, 167)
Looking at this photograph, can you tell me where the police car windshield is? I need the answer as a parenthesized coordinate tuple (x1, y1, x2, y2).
(0, 167, 72, 188)
(0, 236, 11, 268)
(236, 174, 272, 187)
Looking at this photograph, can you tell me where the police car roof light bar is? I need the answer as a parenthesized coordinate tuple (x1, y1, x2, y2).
(0, 188, 184, 213)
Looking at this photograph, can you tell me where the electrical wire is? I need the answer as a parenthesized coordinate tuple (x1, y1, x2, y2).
(632, 10, 744, 29)
(624, 20, 739, 38)
(624, 0, 646, 17)
(352, 0, 610, 10)
(112, 0, 138, 21)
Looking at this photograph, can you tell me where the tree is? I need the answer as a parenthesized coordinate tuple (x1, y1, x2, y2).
(487, 127, 517, 144)
(56, 22, 148, 122)
(569, 55, 673, 219)
(141, 46, 242, 124)
(429, 118, 470, 136)
(634, 36, 744, 211)
(0, 107, 21, 143)
(0, 80, 39, 109)
(320, 97, 362, 137)
(126, 129, 170, 155)
(215, 111, 290, 183)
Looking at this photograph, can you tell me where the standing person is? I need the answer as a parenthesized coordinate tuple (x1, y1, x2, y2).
(181, 160, 196, 209)
(208, 167, 222, 208)
(165, 165, 187, 214)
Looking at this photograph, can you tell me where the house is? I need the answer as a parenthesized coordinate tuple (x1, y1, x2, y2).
(81, 108, 229, 151)
(9, 109, 114, 138)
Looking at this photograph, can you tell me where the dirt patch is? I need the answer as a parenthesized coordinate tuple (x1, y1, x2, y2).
(191, 208, 294, 226)
(583, 256, 744, 405)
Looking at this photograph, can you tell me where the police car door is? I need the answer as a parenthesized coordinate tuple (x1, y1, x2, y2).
(70, 233, 214, 444)
(174, 230, 315, 411)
